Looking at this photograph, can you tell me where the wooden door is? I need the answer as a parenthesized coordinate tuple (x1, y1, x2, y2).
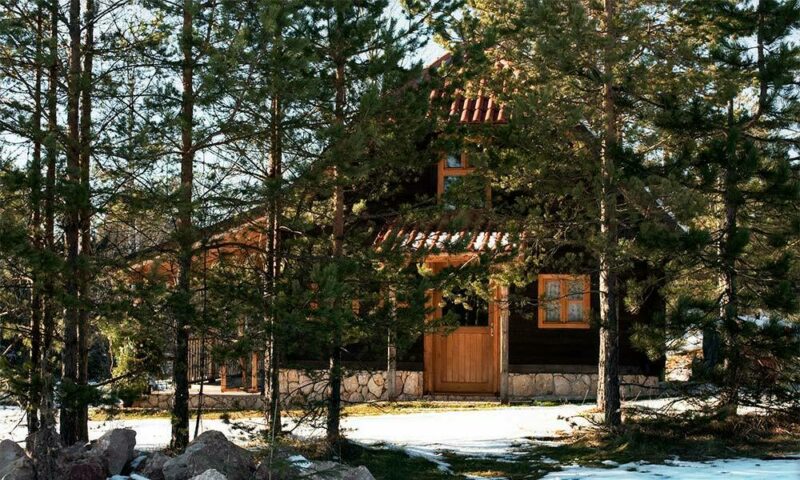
(426, 285, 499, 394)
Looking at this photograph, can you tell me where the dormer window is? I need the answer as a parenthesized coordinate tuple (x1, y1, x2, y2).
(445, 152, 465, 169)
(437, 152, 490, 208)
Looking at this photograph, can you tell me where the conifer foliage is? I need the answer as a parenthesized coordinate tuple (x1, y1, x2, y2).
(0, 0, 797, 464)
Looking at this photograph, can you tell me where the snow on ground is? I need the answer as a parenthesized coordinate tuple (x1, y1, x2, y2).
(3, 401, 798, 479)
(543, 457, 800, 479)
(336, 405, 590, 456)
(0, 406, 266, 449)
(1, 402, 595, 453)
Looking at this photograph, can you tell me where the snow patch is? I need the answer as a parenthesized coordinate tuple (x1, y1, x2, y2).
(542, 457, 800, 479)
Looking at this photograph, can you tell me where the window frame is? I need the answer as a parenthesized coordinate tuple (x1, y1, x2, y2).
(537, 274, 591, 329)
(437, 152, 492, 206)
(437, 152, 474, 200)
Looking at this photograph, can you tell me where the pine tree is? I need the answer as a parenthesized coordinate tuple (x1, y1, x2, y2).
(651, 0, 800, 410)
(453, 0, 681, 427)
(134, 0, 265, 451)
(0, 0, 61, 447)
(297, 0, 457, 449)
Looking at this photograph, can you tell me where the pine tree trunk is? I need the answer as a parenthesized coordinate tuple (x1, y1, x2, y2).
(27, 3, 45, 440)
(171, 0, 195, 452)
(61, 0, 83, 447)
(326, 45, 346, 450)
(39, 0, 59, 434)
(76, 0, 94, 442)
(596, 0, 621, 429)
(265, 85, 283, 435)
(719, 100, 740, 410)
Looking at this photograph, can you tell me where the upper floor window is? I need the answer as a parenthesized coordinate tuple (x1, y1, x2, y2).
(537, 274, 590, 329)
(437, 152, 490, 209)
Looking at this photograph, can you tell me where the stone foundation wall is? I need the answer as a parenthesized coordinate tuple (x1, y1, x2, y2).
(132, 392, 266, 410)
(280, 370, 423, 405)
(508, 373, 659, 400)
(132, 369, 659, 409)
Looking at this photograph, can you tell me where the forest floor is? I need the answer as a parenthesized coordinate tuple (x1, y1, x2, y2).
(1, 399, 798, 479)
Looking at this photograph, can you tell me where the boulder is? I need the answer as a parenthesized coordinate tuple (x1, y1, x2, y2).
(254, 454, 304, 480)
(189, 469, 227, 480)
(309, 461, 375, 480)
(0, 439, 26, 470)
(132, 451, 170, 480)
(92, 428, 137, 475)
(0, 456, 36, 480)
(64, 459, 106, 480)
(27, 427, 61, 480)
(162, 431, 255, 480)
(342, 465, 376, 480)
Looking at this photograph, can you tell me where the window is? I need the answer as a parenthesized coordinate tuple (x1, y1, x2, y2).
(437, 152, 490, 208)
(537, 274, 590, 329)
(440, 287, 489, 327)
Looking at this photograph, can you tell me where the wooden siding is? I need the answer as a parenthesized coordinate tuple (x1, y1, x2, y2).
(508, 277, 664, 375)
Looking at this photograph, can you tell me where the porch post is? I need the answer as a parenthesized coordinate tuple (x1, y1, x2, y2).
(499, 285, 510, 404)
(387, 328, 397, 400)
(220, 363, 228, 392)
(386, 287, 398, 400)
(250, 352, 259, 392)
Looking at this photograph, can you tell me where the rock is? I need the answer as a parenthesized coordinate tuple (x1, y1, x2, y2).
(553, 374, 572, 397)
(308, 461, 375, 480)
(342, 375, 359, 394)
(402, 374, 421, 396)
(0, 439, 26, 470)
(27, 427, 61, 480)
(0, 456, 36, 480)
(511, 375, 533, 397)
(64, 459, 105, 480)
(366, 375, 384, 399)
(189, 469, 227, 480)
(162, 431, 255, 480)
(133, 451, 170, 480)
(343, 465, 376, 480)
(254, 451, 310, 480)
(533, 374, 554, 395)
(92, 428, 137, 475)
(129, 453, 148, 471)
(254, 460, 300, 480)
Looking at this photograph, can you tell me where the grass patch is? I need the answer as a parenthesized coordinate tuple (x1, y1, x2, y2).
(342, 401, 507, 416)
(528, 410, 800, 468)
(94, 400, 511, 421)
(308, 410, 799, 480)
(89, 408, 265, 421)
(338, 442, 454, 480)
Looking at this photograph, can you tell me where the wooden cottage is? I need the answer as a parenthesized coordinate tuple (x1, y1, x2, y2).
(132, 53, 665, 406)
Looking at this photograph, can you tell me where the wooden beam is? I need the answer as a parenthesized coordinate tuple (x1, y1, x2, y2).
(220, 363, 228, 392)
(423, 253, 479, 265)
(387, 328, 397, 401)
(499, 285, 510, 404)
(249, 352, 259, 393)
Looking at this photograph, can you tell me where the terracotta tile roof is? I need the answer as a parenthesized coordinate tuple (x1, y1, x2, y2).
(426, 53, 510, 125)
(374, 219, 518, 256)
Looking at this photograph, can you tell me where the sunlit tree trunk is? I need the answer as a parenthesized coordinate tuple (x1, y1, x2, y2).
(596, 0, 622, 429)
(171, 0, 196, 452)
(60, 0, 83, 447)
(76, 0, 95, 442)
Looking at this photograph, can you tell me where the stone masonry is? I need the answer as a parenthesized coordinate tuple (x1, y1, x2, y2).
(507, 373, 660, 401)
(133, 369, 658, 409)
